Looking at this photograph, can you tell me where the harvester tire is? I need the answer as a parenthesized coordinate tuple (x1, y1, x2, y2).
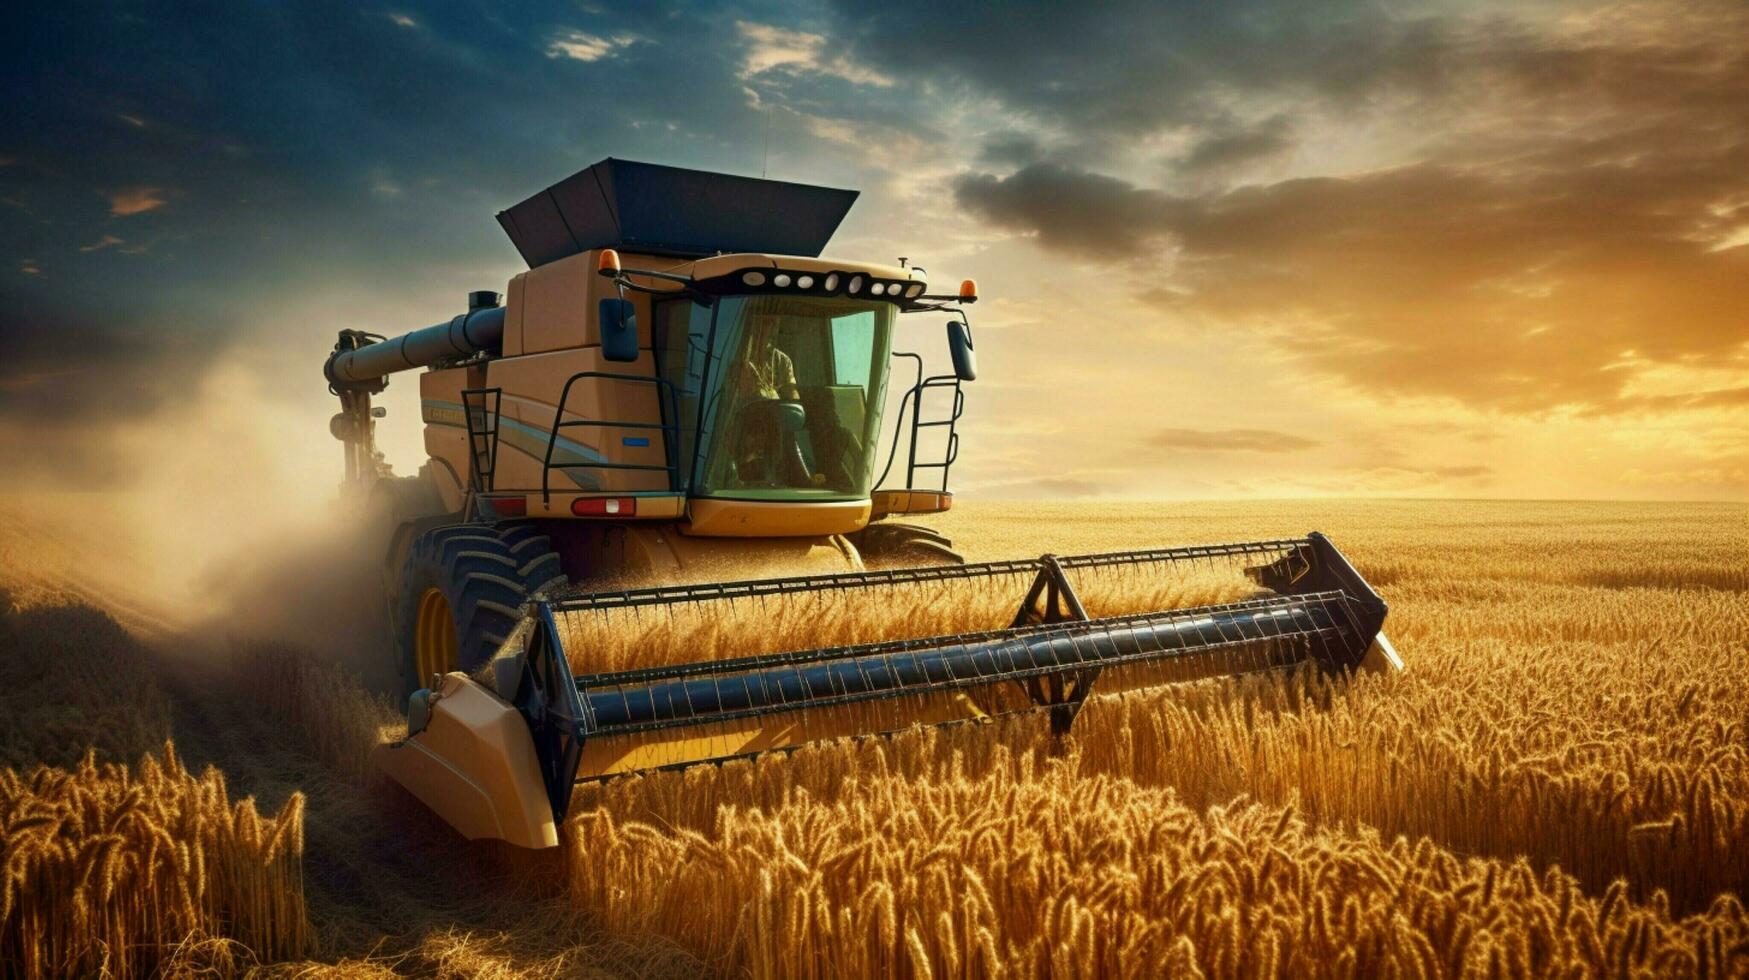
(393, 523, 569, 696)
(851, 522, 964, 570)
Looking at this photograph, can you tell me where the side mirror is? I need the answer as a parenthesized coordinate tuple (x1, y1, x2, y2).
(947, 320, 976, 381)
(599, 298, 639, 362)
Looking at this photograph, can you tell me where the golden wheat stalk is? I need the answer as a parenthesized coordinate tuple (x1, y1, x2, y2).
(0, 745, 308, 979)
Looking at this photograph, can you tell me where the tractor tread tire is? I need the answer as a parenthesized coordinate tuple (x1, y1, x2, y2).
(517, 552, 565, 585)
(451, 549, 519, 569)
(393, 523, 568, 696)
(851, 523, 965, 570)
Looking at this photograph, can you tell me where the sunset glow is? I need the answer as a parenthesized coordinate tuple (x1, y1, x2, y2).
(3, 0, 1744, 501)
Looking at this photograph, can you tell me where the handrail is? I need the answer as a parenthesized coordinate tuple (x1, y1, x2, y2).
(904, 375, 964, 492)
(874, 352, 924, 488)
(461, 386, 503, 492)
(541, 371, 682, 504)
(874, 351, 965, 494)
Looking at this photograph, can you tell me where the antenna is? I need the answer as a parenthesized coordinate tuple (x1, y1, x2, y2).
(761, 105, 771, 179)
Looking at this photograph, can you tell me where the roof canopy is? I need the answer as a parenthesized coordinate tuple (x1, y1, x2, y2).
(496, 158, 860, 267)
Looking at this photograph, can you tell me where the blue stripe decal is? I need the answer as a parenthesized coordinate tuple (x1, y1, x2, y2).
(622, 436, 651, 447)
(497, 417, 611, 465)
(421, 398, 629, 491)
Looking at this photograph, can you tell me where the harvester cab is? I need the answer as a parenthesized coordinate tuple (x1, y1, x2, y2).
(323, 159, 1400, 848)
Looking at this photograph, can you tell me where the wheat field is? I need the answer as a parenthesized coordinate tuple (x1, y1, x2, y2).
(558, 501, 1749, 976)
(1, 498, 1745, 977)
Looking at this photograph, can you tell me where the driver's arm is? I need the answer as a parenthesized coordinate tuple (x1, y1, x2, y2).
(774, 349, 801, 401)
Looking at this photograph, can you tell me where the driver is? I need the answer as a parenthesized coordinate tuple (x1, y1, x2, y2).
(729, 316, 817, 487)
(734, 316, 800, 402)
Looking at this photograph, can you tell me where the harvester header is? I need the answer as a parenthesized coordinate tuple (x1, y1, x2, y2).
(377, 533, 1399, 848)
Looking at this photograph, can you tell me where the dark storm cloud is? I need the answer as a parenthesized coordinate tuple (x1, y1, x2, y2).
(1176, 117, 1294, 174)
(3, 1, 764, 273)
(955, 164, 1185, 258)
(952, 1, 1749, 416)
(976, 132, 1044, 169)
(0, 0, 782, 447)
(960, 159, 1749, 413)
(0, 1, 861, 489)
(825, 0, 1487, 149)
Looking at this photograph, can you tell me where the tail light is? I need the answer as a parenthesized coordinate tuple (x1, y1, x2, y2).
(573, 496, 637, 517)
(485, 496, 527, 518)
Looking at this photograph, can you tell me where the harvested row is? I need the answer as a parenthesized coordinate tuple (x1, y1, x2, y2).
(0, 600, 174, 772)
(232, 641, 402, 781)
(0, 746, 308, 979)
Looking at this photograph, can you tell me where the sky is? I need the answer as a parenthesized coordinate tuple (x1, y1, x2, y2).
(3, 0, 1746, 504)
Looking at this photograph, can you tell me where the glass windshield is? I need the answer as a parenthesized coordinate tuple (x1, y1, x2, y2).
(656, 294, 895, 501)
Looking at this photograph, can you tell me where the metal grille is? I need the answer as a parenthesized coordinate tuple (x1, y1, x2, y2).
(571, 589, 1364, 738)
(542, 371, 682, 503)
(548, 537, 1313, 614)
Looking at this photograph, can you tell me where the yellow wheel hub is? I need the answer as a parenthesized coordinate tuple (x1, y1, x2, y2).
(414, 586, 459, 684)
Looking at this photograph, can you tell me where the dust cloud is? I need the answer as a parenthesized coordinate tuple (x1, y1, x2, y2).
(4, 359, 405, 688)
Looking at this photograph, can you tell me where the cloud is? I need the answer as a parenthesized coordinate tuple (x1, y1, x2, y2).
(107, 187, 165, 216)
(1619, 463, 1749, 487)
(385, 12, 417, 29)
(1431, 465, 1492, 480)
(955, 164, 1184, 258)
(951, 0, 1749, 419)
(1148, 428, 1320, 452)
(18, 260, 39, 276)
(826, 0, 1466, 144)
(79, 235, 123, 252)
(737, 22, 892, 87)
(0, 367, 84, 392)
(961, 156, 1749, 415)
(1177, 117, 1294, 174)
(545, 31, 637, 62)
(1305, 463, 1494, 493)
(976, 132, 1043, 168)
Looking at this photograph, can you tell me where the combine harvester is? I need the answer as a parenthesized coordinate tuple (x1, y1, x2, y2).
(323, 159, 1401, 848)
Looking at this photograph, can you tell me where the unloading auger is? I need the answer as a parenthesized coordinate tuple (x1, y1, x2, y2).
(372, 534, 1398, 848)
